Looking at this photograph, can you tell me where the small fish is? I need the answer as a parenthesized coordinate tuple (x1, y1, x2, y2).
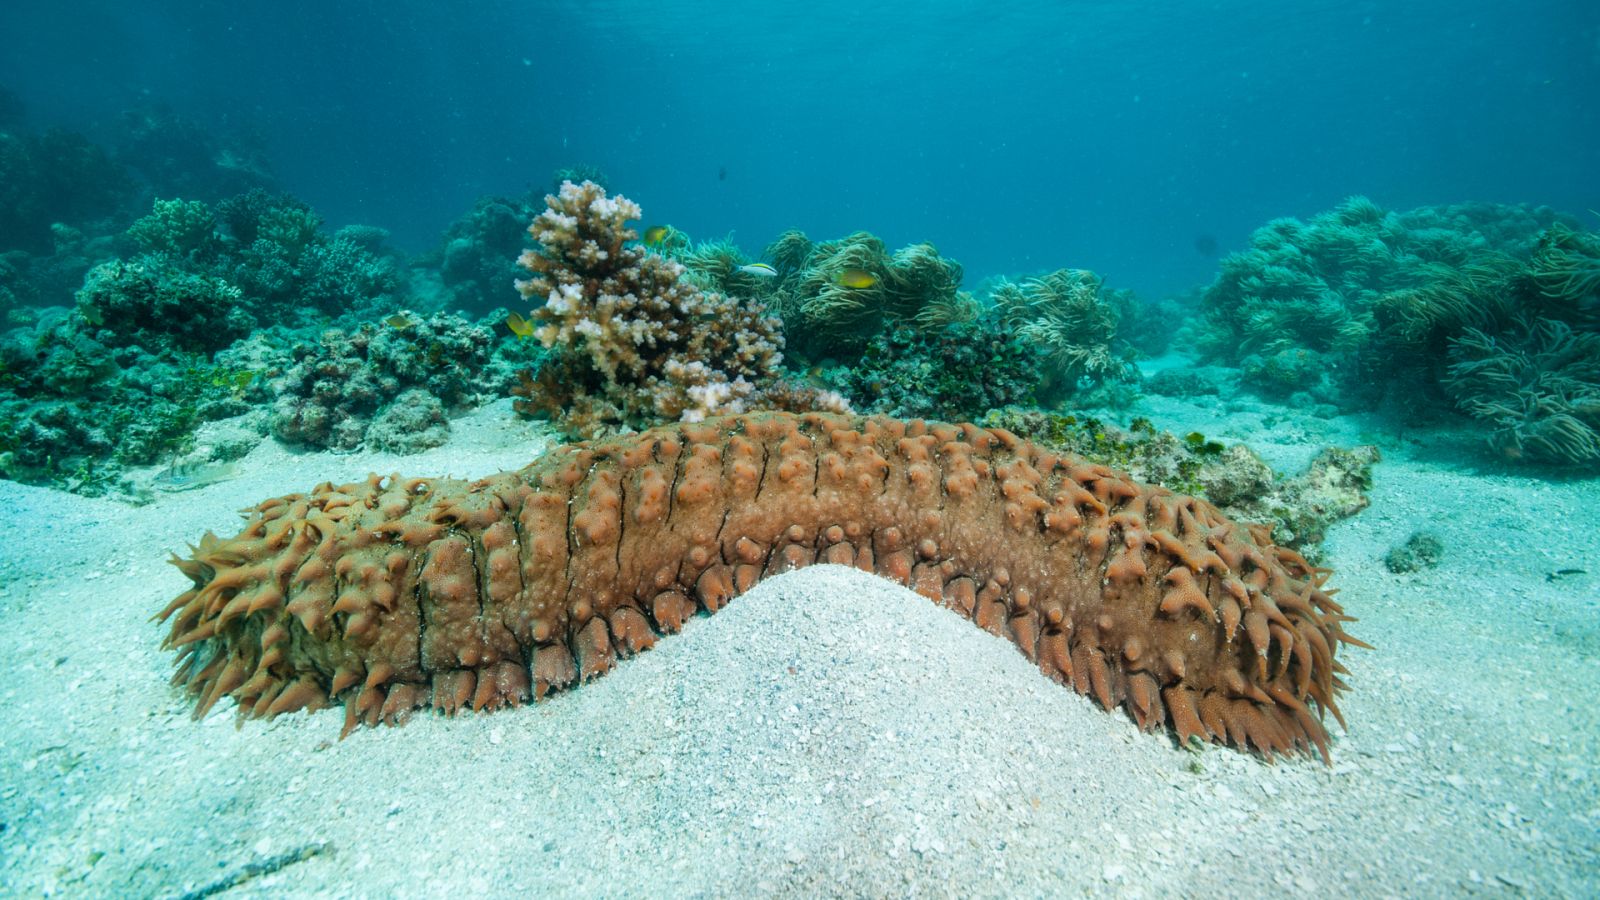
(506, 311, 535, 338)
(384, 313, 414, 330)
(834, 267, 877, 289)
(153, 459, 242, 492)
(80, 305, 105, 327)
(1546, 568, 1587, 582)
(642, 225, 671, 247)
(737, 263, 778, 278)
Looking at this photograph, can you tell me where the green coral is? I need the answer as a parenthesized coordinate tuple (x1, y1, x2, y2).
(1443, 318, 1600, 466)
(840, 319, 1042, 421)
(990, 269, 1135, 398)
(75, 258, 251, 354)
(762, 230, 966, 361)
(125, 198, 222, 261)
(1197, 197, 1563, 369)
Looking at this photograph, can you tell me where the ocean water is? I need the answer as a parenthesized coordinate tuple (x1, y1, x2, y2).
(2, 0, 1594, 296)
(3, 2, 1600, 897)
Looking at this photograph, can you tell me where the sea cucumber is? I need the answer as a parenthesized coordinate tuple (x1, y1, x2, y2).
(157, 412, 1365, 761)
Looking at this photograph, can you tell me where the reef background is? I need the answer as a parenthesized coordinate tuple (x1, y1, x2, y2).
(1, 0, 1594, 298)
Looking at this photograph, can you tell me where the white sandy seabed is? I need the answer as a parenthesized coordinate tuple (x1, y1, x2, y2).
(1, 395, 1597, 898)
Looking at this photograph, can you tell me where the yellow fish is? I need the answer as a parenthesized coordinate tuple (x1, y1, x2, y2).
(834, 267, 876, 289)
(384, 313, 414, 330)
(737, 263, 778, 277)
(642, 225, 671, 246)
(506, 311, 535, 338)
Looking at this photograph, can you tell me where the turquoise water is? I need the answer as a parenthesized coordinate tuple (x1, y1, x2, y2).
(2, 4, 1600, 894)
(2, 0, 1593, 296)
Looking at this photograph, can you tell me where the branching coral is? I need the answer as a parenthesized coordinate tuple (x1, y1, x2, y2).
(512, 181, 841, 436)
(126, 198, 224, 261)
(1444, 318, 1600, 466)
(991, 269, 1134, 398)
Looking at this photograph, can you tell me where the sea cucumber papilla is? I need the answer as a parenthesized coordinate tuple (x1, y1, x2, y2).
(157, 412, 1365, 761)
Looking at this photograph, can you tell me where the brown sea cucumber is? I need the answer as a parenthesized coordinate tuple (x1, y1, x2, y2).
(157, 412, 1366, 761)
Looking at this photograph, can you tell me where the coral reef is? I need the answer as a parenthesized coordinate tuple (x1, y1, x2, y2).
(841, 319, 1043, 420)
(1196, 197, 1566, 373)
(227, 202, 407, 324)
(990, 269, 1136, 398)
(158, 412, 1364, 762)
(260, 312, 511, 452)
(1443, 318, 1600, 465)
(0, 308, 252, 493)
(75, 258, 251, 355)
(0, 123, 131, 254)
(511, 181, 841, 436)
(110, 104, 277, 203)
(761, 230, 967, 361)
(1196, 197, 1600, 469)
(430, 194, 540, 316)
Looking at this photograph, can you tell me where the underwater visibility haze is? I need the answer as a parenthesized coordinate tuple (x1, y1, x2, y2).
(0, 0, 1598, 897)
